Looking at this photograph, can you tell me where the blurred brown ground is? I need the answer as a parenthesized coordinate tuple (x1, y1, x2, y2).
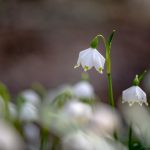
(0, 0, 150, 102)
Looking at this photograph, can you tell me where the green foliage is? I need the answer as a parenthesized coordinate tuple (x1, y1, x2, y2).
(0, 82, 10, 102)
(31, 82, 47, 99)
(52, 91, 72, 108)
(133, 70, 147, 86)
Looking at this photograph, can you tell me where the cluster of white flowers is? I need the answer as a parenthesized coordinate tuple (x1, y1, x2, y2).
(0, 32, 148, 150)
(75, 43, 148, 106)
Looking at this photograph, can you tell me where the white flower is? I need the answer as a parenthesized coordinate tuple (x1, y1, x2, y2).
(122, 86, 148, 106)
(122, 105, 150, 146)
(62, 131, 93, 150)
(62, 130, 127, 150)
(0, 120, 24, 150)
(74, 48, 105, 73)
(88, 104, 121, 135)
(73, 81, 94, 98)
(20, 103, 39, 122)
(62, 100, 92, 123)
(21, 90, 41, 107)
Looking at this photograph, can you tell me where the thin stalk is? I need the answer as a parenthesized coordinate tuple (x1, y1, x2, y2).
(97, 33, 115, 108)
(107, 73, 115, 107)
(51, 136, 60, 150)
(40, 128, 49, 150)
(128, 125, 133, 150)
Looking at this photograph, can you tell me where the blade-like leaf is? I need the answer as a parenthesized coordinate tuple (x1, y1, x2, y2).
(138, 70, 147, 83)
(106, 30, 116, 52)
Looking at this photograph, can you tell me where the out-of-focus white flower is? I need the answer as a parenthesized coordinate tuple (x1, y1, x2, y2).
(89, 132, 127, 150)
(143, 70, 150, 93)
(40, 104, 80, 136)
(122, 86, 148, 106)
(61, 100, 92, 123)
(40, 100, 92, 136)
(122, 104, 150, 146)
(0, 120, 24, 150)
(45, 84, 73, 103)
(20, 103, 39, 122)
(74, 48, 105, 73)
(62, 130, 127, 150)
(21, 90, 41, 106)
(62, 131, 93, 150)
(23, 123, 40, 143)
(88, 104, 121, 135)
(73, 81, 94, 98)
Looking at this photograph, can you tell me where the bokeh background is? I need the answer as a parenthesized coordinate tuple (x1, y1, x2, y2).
(0, 0, 150, 101)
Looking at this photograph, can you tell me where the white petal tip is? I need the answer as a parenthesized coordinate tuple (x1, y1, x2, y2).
(122, 101, 148, 106)
(74, 65, 80, 69)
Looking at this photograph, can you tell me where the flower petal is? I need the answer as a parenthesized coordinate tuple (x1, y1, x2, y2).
(80, 49, 93, 70)
(92, 49, 105, 73)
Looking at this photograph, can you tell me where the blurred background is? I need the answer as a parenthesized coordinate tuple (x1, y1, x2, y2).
(0, 0, 150, 101)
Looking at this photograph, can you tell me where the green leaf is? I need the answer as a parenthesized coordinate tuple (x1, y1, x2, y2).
(0, 82, 10, 102)
(132, 70, 147, 86)
(138, 70, 147, 83)
(106, 30, 116, 52)
(31, 82, 47, 99)
(90, 36, 98, 49)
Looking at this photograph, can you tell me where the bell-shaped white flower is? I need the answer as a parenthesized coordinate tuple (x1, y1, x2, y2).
(74, 48, 105, 73)
(61, 100, 92, 123)
(21, 90, 41, 107)
(73, 81, 94, 98)
(20, 103, 39, 122)
(122, 86, 148, 106)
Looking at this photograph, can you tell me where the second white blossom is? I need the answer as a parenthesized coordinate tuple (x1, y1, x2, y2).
(122, 86, 148, 106)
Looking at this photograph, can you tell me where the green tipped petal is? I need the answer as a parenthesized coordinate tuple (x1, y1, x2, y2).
(98, 67, 103, 74)
(84, 66, 89, 71)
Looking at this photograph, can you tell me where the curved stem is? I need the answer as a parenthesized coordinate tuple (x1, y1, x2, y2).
(98, 33, 115, 108)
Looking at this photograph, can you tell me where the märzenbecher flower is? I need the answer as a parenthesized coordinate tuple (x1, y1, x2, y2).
(122, 86, 148, 106)
(74, 48, 105, 73)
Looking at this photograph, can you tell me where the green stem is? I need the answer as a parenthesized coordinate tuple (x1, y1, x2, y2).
(106, 44, 115, 108)
(97, 33, 115, 108)
(128, 125, 133, 150)
(51, 135, 60, 150)
(40, 128, 49, 150)
(107, 73, 115, 107)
